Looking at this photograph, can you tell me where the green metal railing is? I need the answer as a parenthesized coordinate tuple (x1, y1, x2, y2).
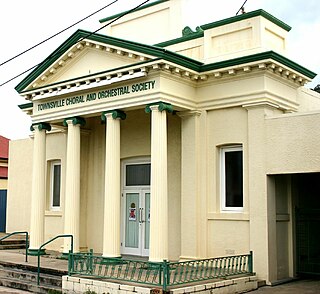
(69, 251, 253, 291)
(0, 231, 29, 262)
(37, 234, 73, 285)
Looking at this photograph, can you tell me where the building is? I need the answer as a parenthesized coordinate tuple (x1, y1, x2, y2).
(0, 135, 9, 232)
(7, 0, 320, 285)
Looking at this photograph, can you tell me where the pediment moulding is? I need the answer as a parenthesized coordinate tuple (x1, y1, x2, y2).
(21, 57, 311, 102)
(29, 40, 155, 91)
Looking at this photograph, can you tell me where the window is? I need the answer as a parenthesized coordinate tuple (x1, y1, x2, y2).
(50, 161, 61, 211)
(126, 163, 151, 186)
(221, 146, 243, 211)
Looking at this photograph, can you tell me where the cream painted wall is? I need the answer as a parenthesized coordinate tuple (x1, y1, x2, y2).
(203, 16, 288, 64)
(103, 0, 183, 45)
(266, 111, 320, 174)
(0, 179, 7, 189)
(7, 139, 33, 233)
(205, 107, 250, 257)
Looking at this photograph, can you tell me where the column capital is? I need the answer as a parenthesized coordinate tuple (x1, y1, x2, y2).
(30, 122, 51, 132)
(101, 110, 126, 122)
(63, 116, 86, 127)
(145, 102, 173, 114)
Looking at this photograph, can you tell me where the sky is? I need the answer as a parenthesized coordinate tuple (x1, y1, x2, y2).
(0, 0, 319, 140)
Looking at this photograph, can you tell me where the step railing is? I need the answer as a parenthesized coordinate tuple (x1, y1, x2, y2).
(68, 251, 253, 291)
(37, 234, 73, 286)
(0, 231, 29, 262)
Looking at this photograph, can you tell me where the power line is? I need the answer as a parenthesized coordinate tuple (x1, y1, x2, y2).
(0, 0, 150, 87)
(0, 0, 119, 68)
(236, 0, 248, 15)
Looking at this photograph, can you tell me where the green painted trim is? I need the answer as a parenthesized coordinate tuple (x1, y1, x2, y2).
(15, 29, 202, 93)
(15, 28, 315, 93)
(63, 116, 86, 127)
(200, 9, 291, 32)
(30, 122, 51, 132)
(145, 101, 173, 113)
(18, 102, 33, 109)
(200, 51, 317, 78)
(99, 0, 169, 23)
(101, 110, 126, 121)
(154, 31, 204, 48)
(28, 248, 46, 256)
(19, 58, 161, 94)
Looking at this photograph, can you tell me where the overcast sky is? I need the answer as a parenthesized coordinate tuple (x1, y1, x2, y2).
(0, 0, 319, 140)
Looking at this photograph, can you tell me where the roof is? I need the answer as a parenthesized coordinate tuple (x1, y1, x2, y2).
(0, 136, 9, 159)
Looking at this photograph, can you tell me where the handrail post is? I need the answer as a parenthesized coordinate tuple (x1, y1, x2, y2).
(0, 231, 29, 263)
(162, 260, 169, 292)
(25, 232, 29, 262)
(37, 234, 73, 286)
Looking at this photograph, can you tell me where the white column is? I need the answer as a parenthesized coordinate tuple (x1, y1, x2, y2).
(148, 104, 169, 262)
(102, 111, 124, 257)
(29, 123, 50, 254)
(63, 117, 84, 254)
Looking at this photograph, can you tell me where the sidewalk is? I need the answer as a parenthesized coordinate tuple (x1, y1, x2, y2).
(249, 279, 320, 294)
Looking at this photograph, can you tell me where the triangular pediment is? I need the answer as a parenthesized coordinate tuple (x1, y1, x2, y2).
(15, 30, 165, 93)
(35, 42, 153, 89)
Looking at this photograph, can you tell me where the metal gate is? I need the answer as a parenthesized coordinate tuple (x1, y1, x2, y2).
(0, 190, 7, 232)
(296, 208, 320, 275)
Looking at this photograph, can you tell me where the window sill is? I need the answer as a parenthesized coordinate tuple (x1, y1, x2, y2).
(45, 210, 62, 217)
(208, 212, 249, 221)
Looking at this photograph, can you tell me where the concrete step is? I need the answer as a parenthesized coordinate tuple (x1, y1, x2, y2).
(0, 239, 27, 250)
(0, 244, 26, 250)
(0, 261, 66, 293)
(0, 266, 62, 287)
(0, 276, 62, 293)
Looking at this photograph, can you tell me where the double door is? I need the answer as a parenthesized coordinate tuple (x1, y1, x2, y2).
(122, 190, 150, 256)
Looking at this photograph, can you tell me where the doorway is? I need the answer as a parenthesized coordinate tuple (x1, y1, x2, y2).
(121, 159, 150, 256)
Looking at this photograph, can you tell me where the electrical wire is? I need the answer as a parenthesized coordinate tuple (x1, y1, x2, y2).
(0, 0, 119, 68)
(0, 0, 150, 87)
(236, 0, 248, 15)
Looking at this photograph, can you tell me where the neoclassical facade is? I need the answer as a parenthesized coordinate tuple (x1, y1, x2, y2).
(7, 0, 320, 284)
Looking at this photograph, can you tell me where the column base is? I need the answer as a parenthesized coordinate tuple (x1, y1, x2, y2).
(28, 248, 46, 256)
(59, 252, 72, 260)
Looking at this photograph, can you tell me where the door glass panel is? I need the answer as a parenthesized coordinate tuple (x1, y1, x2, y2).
(145, 193, 150, 250)
(125, 193, 139, 248)
(126, 164, 151, 186)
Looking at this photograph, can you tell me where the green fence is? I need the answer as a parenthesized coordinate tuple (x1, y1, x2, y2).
(68, 251, 253, 291)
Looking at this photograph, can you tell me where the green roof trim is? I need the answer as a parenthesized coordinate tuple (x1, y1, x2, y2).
(15, 29, 203, 93)
(200, 9, 291, 32)
(15, 29, 315, 94)
(18, 102, 33, 109)
(99, 0, 169, 23)
(155, 30, 204, 48)
(19, 58, 162, 94)
(200, 51, 316, 79)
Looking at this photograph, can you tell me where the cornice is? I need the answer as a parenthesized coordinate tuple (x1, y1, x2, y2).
(200, 9, 291, 32)
(21, 52, 314, 103)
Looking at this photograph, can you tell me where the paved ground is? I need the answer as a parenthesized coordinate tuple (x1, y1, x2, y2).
(0, 286, 30, 293)
(249, 279, 320, 294)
